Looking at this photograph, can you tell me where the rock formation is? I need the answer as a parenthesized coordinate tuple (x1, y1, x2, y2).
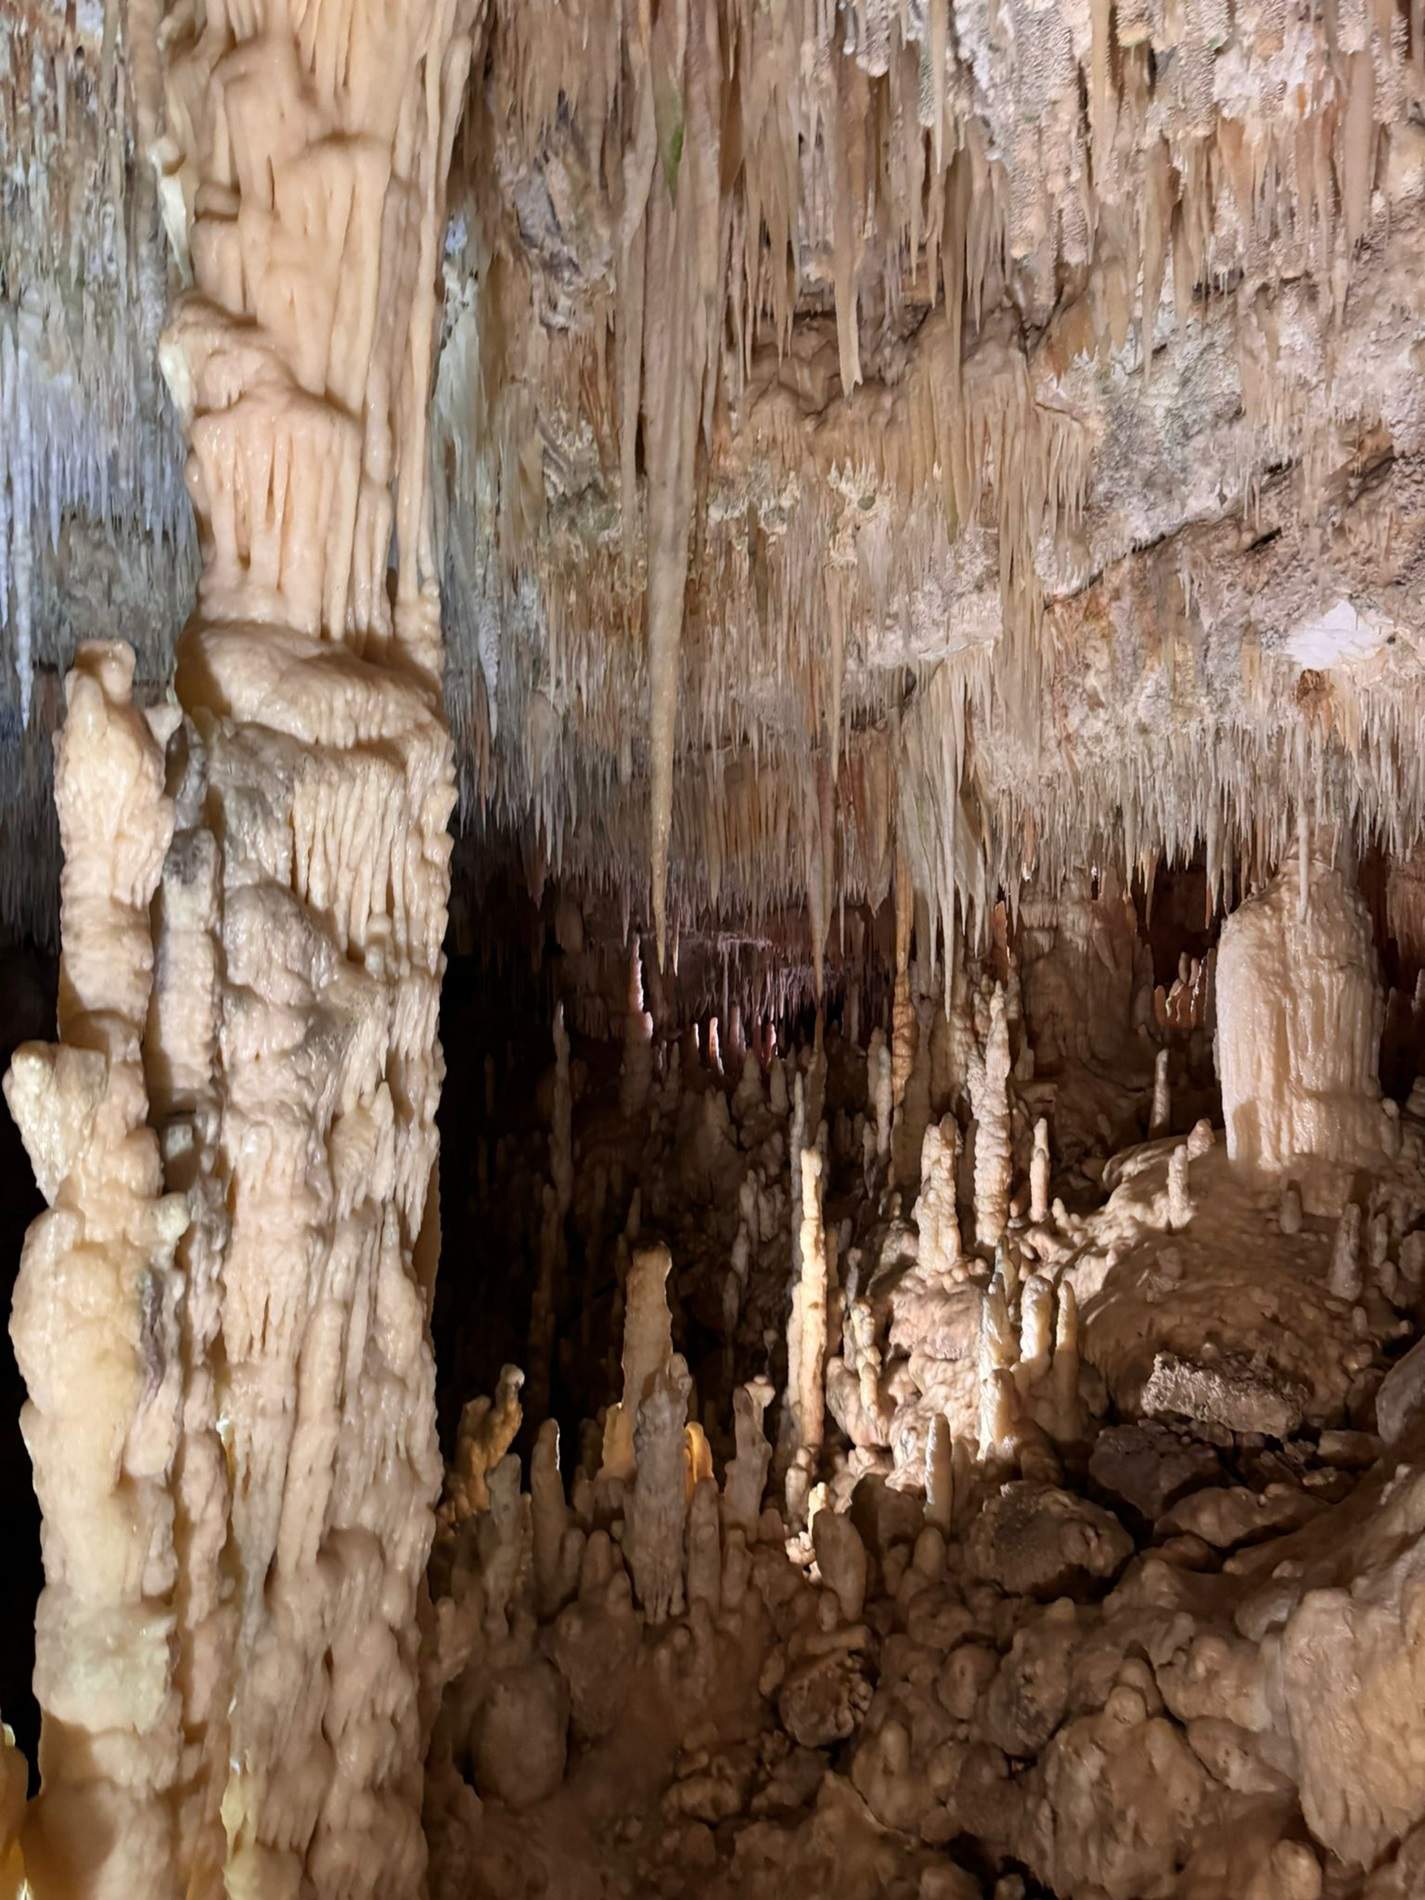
(5, 1, 1425, 1896)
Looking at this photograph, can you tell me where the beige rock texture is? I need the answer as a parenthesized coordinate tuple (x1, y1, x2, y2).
(8, 1, 1425, 1897)
(4, 0, 478, 1889)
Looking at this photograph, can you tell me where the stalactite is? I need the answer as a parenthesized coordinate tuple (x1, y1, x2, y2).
(638, 0, 723, 970)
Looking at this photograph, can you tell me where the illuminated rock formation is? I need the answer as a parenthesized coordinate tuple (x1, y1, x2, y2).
(4, 646, 188, 1896)
(7, 0, 1425, 1896)
(1217, 842, 1388, 1209)
(6, 0, 479, 1889)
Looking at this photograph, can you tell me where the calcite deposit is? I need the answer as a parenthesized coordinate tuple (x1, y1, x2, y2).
(6, 0, 1425, 1896)
(4, 0, 479, 1890)
(409, 911, 1425, 1900)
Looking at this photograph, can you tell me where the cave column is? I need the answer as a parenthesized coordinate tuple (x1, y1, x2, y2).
(7, 0, 480, 1894)
(157, 0, 479, 1890)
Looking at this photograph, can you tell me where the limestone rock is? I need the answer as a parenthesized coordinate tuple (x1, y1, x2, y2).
(777, 1649, 875, 1749)
(1159, 1483, 1327, 1549)
(1278, 1467, 1425, 1867)
(937, 1644, 999, 1722)
(1088, 1421, 1223, 1520)
(547, 1582, 643, 1743)
(1141, 1350, 1308, 1438)
(473, 1661, 570, 1810)
(983, 1603, 1082, 1757)
(1365, 1824, 1425, 1898)
(967, 1484, 1133, 1598)
(1020, 1699, 1210, 1899)
(1376, 1335, 1425, 1445)
(1184, 1718, 1293, 1795)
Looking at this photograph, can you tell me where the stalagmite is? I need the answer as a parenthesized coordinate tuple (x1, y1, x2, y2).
(970, 986, 1013, 1249)
(724, 1377, 775, 1538)
(1150, 1049, 1171, 1137)
(1280, 1182, 1304, 1235)
(924, 1414, 955, 1532)
(914, 1115, 963, 1278)
(1018, 1276, 1055, 1392)
(601, 1242, 675, 1484)
(686, 1477, 722, 1612)
(868, 1030, 892, 1163)
(4, 646, 188, 1896)
(785, 1144, 831, 1520)
(531, 1420, 578, 1619)
(1187, 1119, 1215, 1160)
(1049, 1282, 1083, 1442)
(890, 845, 915, 1112)
(1167, 1144, 1193, 1230)
(977, 1273, 1018, 1458)
(1029, 1118, 1051, 1224)
(444, 1366, 524, 1522)
(552, 1003, 573, 1218)
(1369, 1214, 1398, 1305)
(621, 936, 655, 1119)
(1330, 1202, 1364, 1301)
(626, 1356, 693, 1626)
(812, 1509, 868, 1622)
(734, 1048, 764, 1121)
(1217, 843, 1387, 1210)
(527, 1185, 563, 1422)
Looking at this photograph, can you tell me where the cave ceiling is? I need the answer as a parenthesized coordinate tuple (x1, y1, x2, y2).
(4, 0, 1425, 957)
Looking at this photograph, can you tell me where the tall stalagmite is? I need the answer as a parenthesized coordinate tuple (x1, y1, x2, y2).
(5, 648, 187, 1897)
(1216, 839, 1387, 1211)
(5, 0, 480, 1892)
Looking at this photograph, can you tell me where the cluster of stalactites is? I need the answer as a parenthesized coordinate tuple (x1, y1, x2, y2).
(435, 0, 1418, 959)
(453, 547, 1425, 1026)
(0, 5, 192, 740)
